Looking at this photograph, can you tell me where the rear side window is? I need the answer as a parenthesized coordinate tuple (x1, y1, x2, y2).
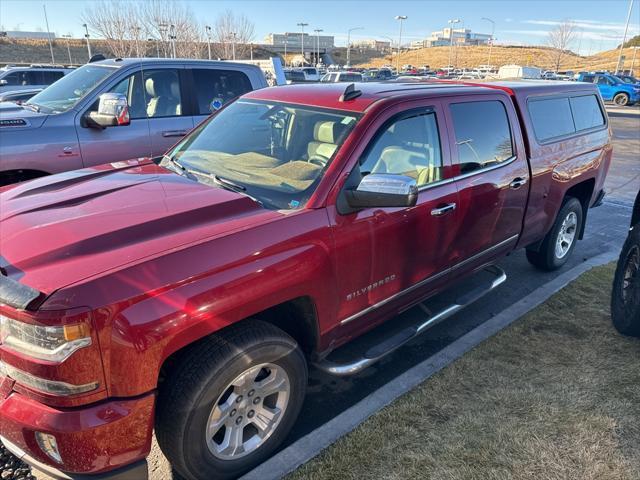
(570, 95, 605, 131)
(450, 101, 514, 174)
(41, 71, 64, 84)
(581, 75, 595, 83)
(528, 97, 575, 141)
(193, 69, 253, 115)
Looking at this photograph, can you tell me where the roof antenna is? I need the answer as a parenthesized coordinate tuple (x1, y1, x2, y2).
(339, 83, 362, 102)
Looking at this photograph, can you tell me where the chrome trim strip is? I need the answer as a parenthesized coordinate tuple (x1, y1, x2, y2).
(416, 156, 518, 193)
(340, 234, 518, 325)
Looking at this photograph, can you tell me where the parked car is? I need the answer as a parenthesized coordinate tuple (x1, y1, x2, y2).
(299, 67, 321, 81)
(577, 72, 640, 106)
(320, 71, 363, 82)
(0, 65, 74, 93)
(611, 190, 640, 337)
(284, 69, 306, 84)
(0, 80, 611, 480)
(0, 87, 42, 104)
(0, 58, 269, 186)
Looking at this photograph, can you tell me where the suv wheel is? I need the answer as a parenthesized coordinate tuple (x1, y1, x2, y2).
(156, 320, 307, 480)
(611, 226, 640, 337)
(526, 197, 583, 271)
(613, 92, 630, 106)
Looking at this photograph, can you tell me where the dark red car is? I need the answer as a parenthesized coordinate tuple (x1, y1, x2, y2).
(0, 79, 611, 479)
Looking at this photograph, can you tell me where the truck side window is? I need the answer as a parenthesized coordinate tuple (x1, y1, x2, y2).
(360, 112, 444, 187)
(570, 95, 605, 131)
(142, 69, 183, 118)
(96, 72, 147, 120)
(192, 69, 252, 115)
(528, 97, 575, 141)
(450, 101, 514, 174)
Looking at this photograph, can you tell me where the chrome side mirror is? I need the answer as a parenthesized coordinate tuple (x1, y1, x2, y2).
(86, 92, 130, 129)
(345, 174, 418, 209)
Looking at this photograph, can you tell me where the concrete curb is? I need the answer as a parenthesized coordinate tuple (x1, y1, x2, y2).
(240, 249, 620, 480)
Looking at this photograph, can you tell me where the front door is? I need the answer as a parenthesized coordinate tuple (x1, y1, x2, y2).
(443, 95, 529, 272)
(75, 68, 152, 167)
(142, 67, 194, 157)
(596, 75, 615, 101)
(331, 101, 460, 328)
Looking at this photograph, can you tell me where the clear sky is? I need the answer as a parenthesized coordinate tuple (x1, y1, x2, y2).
(1, 0, 638, 54)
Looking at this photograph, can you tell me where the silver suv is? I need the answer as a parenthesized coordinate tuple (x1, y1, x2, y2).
(0, 58, 269, 185)
(0, 65, 73, 93)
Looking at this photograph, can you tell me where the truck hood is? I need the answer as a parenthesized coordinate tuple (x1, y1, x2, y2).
(0, 160, 279, 296)
(0, 102, 49, 129)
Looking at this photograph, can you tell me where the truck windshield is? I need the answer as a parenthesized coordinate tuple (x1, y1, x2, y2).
(25, 65, 115, 114)
(161, 99, 359, 210)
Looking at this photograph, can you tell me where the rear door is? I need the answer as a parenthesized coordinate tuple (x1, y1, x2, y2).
(142, 66, 194, 156)
(189, 67, 255, 126)
(443, 95, 529, 274)
(596, 75, 614, 100)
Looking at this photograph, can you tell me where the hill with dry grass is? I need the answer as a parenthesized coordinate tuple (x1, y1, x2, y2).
(356, 44, 639, 73)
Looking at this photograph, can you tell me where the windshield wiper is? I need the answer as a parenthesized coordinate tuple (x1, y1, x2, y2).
(212, 174, 247, 191)
(23, 103, 40, 113)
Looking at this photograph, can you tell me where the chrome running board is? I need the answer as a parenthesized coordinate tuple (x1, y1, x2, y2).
(314, 265, 507, 376)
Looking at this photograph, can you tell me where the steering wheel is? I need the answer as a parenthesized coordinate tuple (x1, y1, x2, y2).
(308, 155, 328, 167)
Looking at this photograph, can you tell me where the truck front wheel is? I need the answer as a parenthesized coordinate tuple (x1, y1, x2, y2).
(526, 197, 583, 271)
(155, 320, 307, 480)
(613, 92, 630, 106)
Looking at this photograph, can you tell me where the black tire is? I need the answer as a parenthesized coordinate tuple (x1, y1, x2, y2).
(526, 196, 583, 271)
(156, 320, 307, 480)
(613, 92, 629, 106)
(611, 226, 640, 337)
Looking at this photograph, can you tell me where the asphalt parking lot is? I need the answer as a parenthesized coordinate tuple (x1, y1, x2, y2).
(136, 104, 640, 480)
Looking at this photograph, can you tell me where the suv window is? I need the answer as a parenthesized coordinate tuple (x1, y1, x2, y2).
(142, 69, 183, 118)
(41, 71, 64, 84)
(581, 75, 595, 83)
(2, 71, 41, 86)
(570, 95, 605, 131)
(360, 111, 444, 187)
(193, 69, 253, 115)
(597, 76, 612, 85)
(450, 101, 514, 174)
(528, 97, 575, 141)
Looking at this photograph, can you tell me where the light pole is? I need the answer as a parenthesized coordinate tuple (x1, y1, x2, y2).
(283, 33, 288, 67)
(159, 23, 168, 58)
(62, 34, 72, 64)
(82, 23, 92, 60)
(346, 27, 364, 67)
(481, 17, 495, 67)
(250, 43, 254, 60)
(616, 0, 635, 74)
(297, 22, 308, 63)
(447, 18, 460, 70)
(314, 28, 323, 66)
(132, 26, 140, 57)
(231, 32, 237, 60)
(205, 25, 212, 60)
(169, 24, 176, 59)
(42, 5, 55, 63)
(394, 15, 407, 72)
(630, 46, 639, 75)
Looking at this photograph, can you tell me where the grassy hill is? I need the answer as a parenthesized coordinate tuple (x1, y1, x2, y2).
(356, 44, 639, 73)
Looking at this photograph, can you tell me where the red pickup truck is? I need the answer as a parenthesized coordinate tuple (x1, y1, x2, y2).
(0, 80, 611, 480)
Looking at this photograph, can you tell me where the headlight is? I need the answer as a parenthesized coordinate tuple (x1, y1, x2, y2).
(0, 360, 98, 395)
(0, 314, 91, 362)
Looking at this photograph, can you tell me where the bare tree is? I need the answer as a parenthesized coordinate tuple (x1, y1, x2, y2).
(81, 0, 139, 58)
(211, 10, 255, 59)
(547, 20, 576, 72)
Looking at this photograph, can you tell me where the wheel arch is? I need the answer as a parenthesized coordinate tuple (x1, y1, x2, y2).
(564, 178, 596, 240)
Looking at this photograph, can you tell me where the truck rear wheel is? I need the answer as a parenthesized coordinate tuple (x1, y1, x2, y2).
(155, 320, 307, 480)
(526, 197, 583, 271)
(613, 92, 630, 106)
(611, 226, 640, 337)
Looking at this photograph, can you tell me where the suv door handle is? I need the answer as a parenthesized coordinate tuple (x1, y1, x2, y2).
(509, 177, 527, 189)
(431, 203, 456, 216)
(162, 130, 189, 138)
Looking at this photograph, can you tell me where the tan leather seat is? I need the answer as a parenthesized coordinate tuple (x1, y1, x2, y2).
(307, 121, 346, 161)
(145, 72, 180, 117)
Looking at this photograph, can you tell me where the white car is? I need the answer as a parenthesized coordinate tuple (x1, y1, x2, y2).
(320, 71, 363, 83)
(0, 65, 74, 93)
(300, 67, 321, 81)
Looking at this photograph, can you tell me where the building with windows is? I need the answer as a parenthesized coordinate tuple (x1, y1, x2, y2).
(264, 33, 334, 53)
(351, 39, 392, 51)
(421, 27, 492, 48)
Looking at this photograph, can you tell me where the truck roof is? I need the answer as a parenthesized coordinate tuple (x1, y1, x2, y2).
(244, 79, 600, 113)
(92, 57, 263, 71)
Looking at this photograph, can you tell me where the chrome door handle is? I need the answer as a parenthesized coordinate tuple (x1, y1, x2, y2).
(431, 203, 456, 216)
(162, 130, 188, 138)
(509, 177, 527, 189)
